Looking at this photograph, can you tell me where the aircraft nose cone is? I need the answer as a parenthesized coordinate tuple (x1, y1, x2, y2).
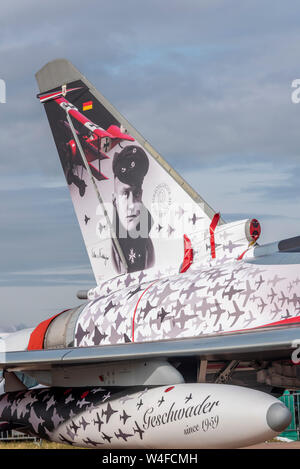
(266, 402, 292, 432)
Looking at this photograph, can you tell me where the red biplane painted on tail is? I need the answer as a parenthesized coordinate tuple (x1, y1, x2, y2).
(39, 87, 134, 196)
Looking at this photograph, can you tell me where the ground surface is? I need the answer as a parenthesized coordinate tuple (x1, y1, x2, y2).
(0, 440, 82, 449)
(243, 441, 300, 449)
(1, 439, 300, 449)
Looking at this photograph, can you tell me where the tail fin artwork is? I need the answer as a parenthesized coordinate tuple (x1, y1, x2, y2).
(36, 59, 255, 285)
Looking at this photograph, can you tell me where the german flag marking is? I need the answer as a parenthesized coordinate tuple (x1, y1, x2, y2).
(83, 100, 93, 111)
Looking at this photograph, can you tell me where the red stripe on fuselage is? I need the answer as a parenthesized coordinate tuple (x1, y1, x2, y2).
(258, 315, 300, 328)
(226, 314, 300, 336)
(27, 310, 69, 350)
(210, 213, 220, 259)
(132, 281, 159, 343)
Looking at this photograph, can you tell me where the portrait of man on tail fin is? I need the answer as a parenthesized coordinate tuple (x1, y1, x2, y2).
(111, 145, 155, 273)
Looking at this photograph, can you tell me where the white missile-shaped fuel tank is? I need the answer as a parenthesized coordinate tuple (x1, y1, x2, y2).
(0, 383, 291, 449)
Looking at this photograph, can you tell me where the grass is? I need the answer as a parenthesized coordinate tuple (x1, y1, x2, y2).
(0, 439, 84, 449)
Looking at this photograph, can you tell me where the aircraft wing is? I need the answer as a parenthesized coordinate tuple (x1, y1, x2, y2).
(1, 323, 300, 372)
(2, 241, 300, 379)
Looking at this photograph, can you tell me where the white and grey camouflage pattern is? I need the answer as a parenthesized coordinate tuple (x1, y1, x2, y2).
(75, 244, 300, 347)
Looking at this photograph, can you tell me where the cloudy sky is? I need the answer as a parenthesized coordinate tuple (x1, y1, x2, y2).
(1, 0, 300, 329)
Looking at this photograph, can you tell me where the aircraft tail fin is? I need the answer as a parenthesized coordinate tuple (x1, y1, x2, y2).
(36, 59, 223, 284)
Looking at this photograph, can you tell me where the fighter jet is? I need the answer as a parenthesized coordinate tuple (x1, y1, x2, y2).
(0, 59, 298, 450)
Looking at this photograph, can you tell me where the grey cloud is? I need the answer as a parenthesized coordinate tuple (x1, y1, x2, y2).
(0, 186, 92, 279)
(243, 165, 300, 201)
(2, 1, 300, 175)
